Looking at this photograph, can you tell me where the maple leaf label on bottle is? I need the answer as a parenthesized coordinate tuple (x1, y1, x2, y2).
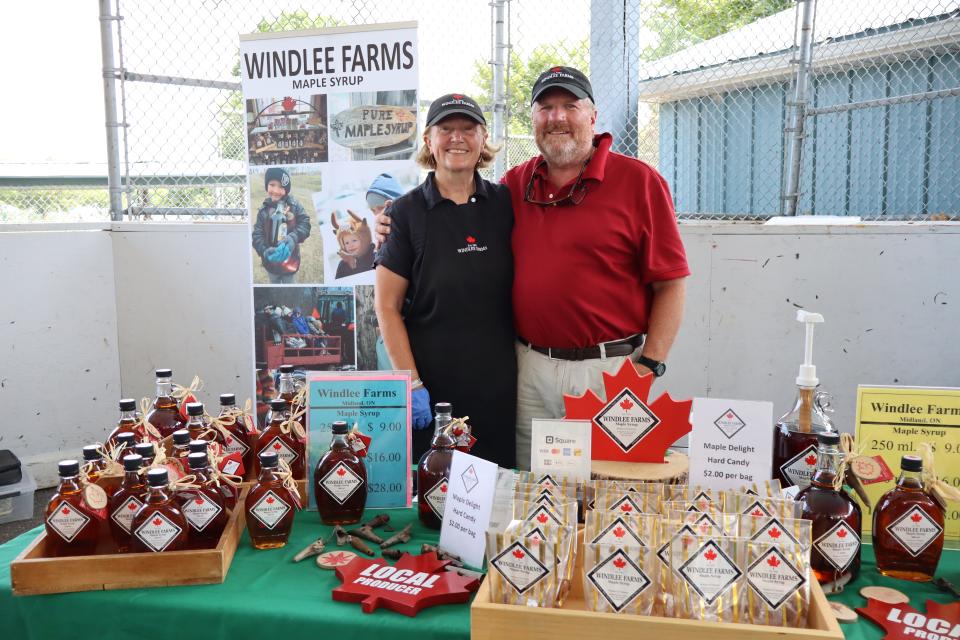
(746, 547, 807, 610)
(490, 542, 551, 594)
(47, 501, 92, 542)
(749, 517, 801, 546)
(249, 490, 291, 529)
(110, 496, 144, 533)
(779, 445, 819, 488)
(260, 436, 298, 467)
(320, 462, 364, 504)
(814, 521, 861, 571)
(592, 516, 645, 546)
(222, 433, 249, 457)
(181, 492, 223, 531)
(423, 478, 449, 519)
(677, 540, 743, 605)
(586, 549, 652, 612)
(134, 511, 184, 552)
(885, 506, 944, 557)
(593, 389, 661, 452)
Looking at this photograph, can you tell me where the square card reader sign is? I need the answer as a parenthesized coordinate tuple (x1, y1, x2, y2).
(307, 372, 411, 509)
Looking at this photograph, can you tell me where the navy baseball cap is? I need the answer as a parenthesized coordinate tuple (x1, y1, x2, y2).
(426, 93, 486, 127)
(531, 66, 594, 104)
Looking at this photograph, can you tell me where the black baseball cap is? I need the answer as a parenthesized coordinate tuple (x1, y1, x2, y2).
(531, 66, 594, 104)
(426, 93, 486, 127)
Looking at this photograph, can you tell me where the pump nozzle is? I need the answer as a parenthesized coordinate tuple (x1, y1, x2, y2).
(796, 310, 824, 387)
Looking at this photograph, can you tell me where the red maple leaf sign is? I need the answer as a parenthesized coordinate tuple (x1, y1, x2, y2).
(613, 526, 626, 538)
(805, 455, 817, 466)
(512, 548, 525, 559)
(195, 498, 204, 505)
(619, 398, 634, 411)
(333, 552, 479, 617)
(768, 527, 782, 539)
(564, 359, 692, 463)
(704, 548, 718, 561)
(466, 236, 476, 244)
(337, 467, 347, 476)
(613, 557, 627, 569)
(273, 442, 282, 450)
(911, 512, 922, 523)
(153, 518, 162, 526)
(440, 484, 448, 493)
(127, 503, 137, 510)
(266, 496, 275, 504)
(282, 96, 296, 111)
(751, 509, 764, 517)
(536, 513, 549, 524)
(620, 503, 633, 512)
(837, 528, 847, 539)
(857, 598, 960, 640)
(766, 555, 781, 568)
(61, 507, 70, 515)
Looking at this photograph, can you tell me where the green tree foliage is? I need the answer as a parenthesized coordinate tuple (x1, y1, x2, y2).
(220, 12, 343, 161)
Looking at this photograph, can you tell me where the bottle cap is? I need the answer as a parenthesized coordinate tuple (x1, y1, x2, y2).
(122, 454, 143, 471)
(188, 440, 208, 454)
(435, 402, 452, 414)
(187, 452, 209, 470)
(817, 432, 840, 446)
(116, 432, 136, 447)
(134, 443, 155, 459)
(119, 398, 137, 411)
(279, 364, 294, 374)
(155, 368, 173, 378)
(332, 420, 349, 435)
(219, 393, 236, 406)
(795, 310, 824, 387)
(172, 429, 190, 445)
(259, 451, 279, 468)
(146, 468, 169, 487)
(58, 460, 81, 477)
(270, 398, 289, 411)
(901, 455, 922, 472)
(186, 402, 204, 417)
(82, 445, 102, 461)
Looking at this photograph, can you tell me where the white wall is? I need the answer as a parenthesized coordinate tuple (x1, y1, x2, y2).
(2, 221, 957, 486)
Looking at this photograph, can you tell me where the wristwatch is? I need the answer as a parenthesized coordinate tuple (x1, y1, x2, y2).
(636, 354, 666, 377)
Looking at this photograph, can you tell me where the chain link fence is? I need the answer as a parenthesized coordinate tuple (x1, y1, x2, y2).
(2, 0, 957, 221)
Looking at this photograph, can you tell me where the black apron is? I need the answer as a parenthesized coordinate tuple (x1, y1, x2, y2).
(405, 191, 517, 469)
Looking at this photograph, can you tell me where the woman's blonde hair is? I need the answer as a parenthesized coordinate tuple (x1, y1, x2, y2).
(415, 124, 501, 170)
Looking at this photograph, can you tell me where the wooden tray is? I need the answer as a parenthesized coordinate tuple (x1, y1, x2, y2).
(10, 489, 247, 596)
(472, 529, 842, 640)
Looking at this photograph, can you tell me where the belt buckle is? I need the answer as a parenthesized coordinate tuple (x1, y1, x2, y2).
(599, 343, 607, 359)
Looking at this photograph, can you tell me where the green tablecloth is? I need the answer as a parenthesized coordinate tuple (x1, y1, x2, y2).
(0, 508, 472, 640)
(828, 543, 960, 640)
(1, 515, 957, 640)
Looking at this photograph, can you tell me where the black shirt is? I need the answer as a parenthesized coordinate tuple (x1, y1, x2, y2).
(376, 172, 517, 468)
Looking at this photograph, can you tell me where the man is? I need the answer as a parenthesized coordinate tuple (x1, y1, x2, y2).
(378, 67, 689, 469)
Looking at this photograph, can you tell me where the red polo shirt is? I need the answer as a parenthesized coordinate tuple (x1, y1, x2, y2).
(503, 133, 690, 349)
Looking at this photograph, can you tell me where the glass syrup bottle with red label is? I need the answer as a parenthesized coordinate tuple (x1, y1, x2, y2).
(872, 455, 945, 581)
(314, 420, 367, 525)
(146, 368, 187, 438)
(44, 460, 101, 557)
(255, 398, 305, 478)
(797, 432, 862, 592)
(180, 452, 228, 549)
(130, 468, 189, 553)
(107, 454, 146, 552)
(246, 451, 296, 549)
(773, 311, 836, 490)
(218, 393, 255, 477)
(107, 398, 139, 446)
(417, 402, 455, 529)
(185, 402, 213, 442)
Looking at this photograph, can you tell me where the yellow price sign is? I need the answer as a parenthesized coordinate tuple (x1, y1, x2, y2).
(855, 386, 960, 541)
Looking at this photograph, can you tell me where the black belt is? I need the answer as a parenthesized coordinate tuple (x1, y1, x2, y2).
(518, 334, 644, 361)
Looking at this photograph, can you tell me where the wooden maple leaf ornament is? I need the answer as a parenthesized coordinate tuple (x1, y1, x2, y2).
(564, 359, 692, 463)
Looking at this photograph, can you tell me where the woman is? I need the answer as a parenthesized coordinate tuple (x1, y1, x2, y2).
(375, 94, 517, 468)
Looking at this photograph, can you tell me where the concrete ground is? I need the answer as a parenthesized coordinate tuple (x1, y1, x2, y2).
(0, 487, 54, 545)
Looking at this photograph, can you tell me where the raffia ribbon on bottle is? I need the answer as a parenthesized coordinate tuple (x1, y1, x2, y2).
(205, 447, 244, 490)
(918, 442, 960, 507)
(280, 404, 307, 440)
(171, 375, 204, 402)
(291, 385, 307, 412)
(139, 441, 187, 479)
(442, 416, 470, 436)
(835, 433, 873, 509)
(216, 399, 259, 435)
(276, 458, 303, 509)
(168, 473, 201, 493)
(91, 442, 125, 476)
(135, 397, 163, 441)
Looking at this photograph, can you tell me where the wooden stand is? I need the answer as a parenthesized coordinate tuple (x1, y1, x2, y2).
(591, 453, 689, 484)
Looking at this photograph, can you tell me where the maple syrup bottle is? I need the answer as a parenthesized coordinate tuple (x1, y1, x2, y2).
(115, 431, 137, 456)
(107, 398, 139, 446)
(171, 429, 192, 467)
(189, 440, 208, 454)
(873, 455, 945, 582)
(417, 403, 455, 529)
(193, 440, 239, 512)
(130, 468, 189, 553)
(185, 402, 210, 442)
(314, 421, 367, 525)
(82, 445, 107, 481)
(797, 432, 862, 591)
(246, 451, 296, 549)
(44, 460, 101, 557)
(134, 442, 156, 466)
(181, 452, 228, 549)
(108, 454, 146, 552)
(147, 368, 186, 438)
(255, 399, 305, 478)
(265, 365, 297, 426)
(218, 393, 255, 476)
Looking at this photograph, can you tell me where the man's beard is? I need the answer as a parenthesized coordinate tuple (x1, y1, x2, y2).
(535, 124, 593, 167)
